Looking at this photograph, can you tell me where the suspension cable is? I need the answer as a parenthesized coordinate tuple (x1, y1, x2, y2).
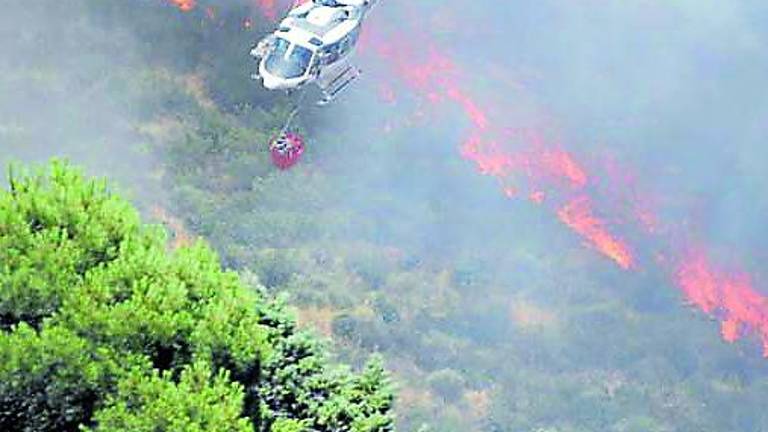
(278, 88, 308, 137)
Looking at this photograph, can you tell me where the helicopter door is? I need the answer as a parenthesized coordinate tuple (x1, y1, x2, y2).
(320, 43, 341, 65)
(320, 25, 360, 65)
(338, 25, 360, 57)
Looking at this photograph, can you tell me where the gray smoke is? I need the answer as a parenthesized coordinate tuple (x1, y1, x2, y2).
(0, 1, 161, 203)
(322, 0, 768, 266)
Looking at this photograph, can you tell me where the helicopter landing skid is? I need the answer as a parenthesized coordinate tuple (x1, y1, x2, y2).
(318, 66, 361, 106)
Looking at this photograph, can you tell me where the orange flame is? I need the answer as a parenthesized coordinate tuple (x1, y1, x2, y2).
(168, 0, 195, 11)
(529, 191, 545, 204)
(365, 28, 636, 270)
(503, 186, 517, 198)
(676, 251, 768, 356)
(557, 197, 635, 270)
(256, 0, 278, 20)
(251, 1, 768, 357)
(539, 148, 588, 189)
(676, 251, 719, 314)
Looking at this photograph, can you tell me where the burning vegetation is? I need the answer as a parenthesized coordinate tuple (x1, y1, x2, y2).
(168, 0, 195, 12)
(353, 3, 768, 357)
(160, 0, 768, 357)
(18, 1, 761, 429)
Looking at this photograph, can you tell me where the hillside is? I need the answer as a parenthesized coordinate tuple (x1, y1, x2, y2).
(3, 1, 768, 432)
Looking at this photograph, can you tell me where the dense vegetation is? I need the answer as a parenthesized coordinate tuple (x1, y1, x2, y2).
(4, 1, 768, 432)
(0, 161, 393, 431)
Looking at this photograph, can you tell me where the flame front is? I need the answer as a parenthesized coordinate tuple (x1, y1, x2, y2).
(557, 197, 634, 270)
(357, 8, 768, 355)
(238, 1, 768, 357)
(364, 27, 636, 272)
(676, 251, 768, 356)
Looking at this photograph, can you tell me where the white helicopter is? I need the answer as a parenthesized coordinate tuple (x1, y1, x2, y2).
(250, 0, 379, 105)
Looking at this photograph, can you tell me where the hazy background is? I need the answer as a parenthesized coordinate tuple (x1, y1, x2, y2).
(343, 0, 768, 257)
(0, 1, 160, 201)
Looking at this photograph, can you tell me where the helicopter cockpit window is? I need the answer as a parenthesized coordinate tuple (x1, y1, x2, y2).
(265, 38, 314, 79)
(339, 33, 354, 55)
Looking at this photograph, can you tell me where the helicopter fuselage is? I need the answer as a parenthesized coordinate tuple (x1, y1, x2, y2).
(251, 0, 377, 103)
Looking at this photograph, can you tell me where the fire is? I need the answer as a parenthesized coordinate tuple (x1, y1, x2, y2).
(539, 148, 588, 189)
(364, 27, 637, 270)
(168, 0, 195, 11)
(165, 0, 284, 17)
(676, 251, 768, 356)
(243, 0, 768, 357)
(557, 197, 635, 270)
(445, 86, 489, 131)
(459, 135, 515, 177)
(675, 251, 719, 314)
(256, 0, 278, 20)
(529, 191, 545, 204)
(371, 25, 768, 354)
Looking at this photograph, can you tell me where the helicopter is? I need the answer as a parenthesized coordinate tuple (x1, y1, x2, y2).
(250, 0, 379, 106)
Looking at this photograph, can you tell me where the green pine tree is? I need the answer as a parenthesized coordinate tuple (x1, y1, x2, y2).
(0, 160, 395, 432)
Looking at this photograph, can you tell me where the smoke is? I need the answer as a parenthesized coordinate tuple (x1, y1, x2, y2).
(331, 0, 768, 355)
(3, 0, 764, 349)
(177, 0, 766, 360)
(0, 2, 147, 193)
(0, 0, 284, 206)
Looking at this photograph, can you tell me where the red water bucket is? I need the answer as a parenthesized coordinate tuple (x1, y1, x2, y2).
(269, 131, 305, 170)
